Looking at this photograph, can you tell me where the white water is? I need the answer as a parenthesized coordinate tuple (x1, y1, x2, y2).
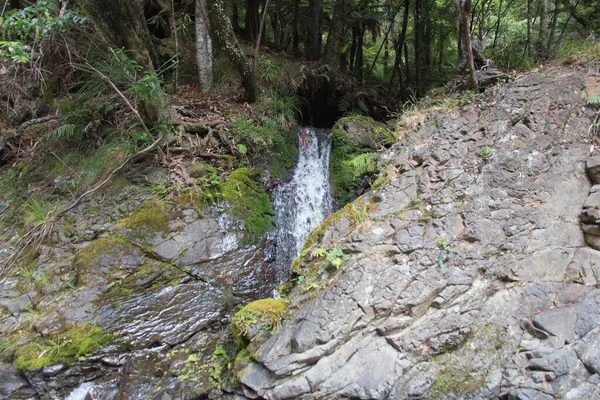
(271, 127, 333, 283)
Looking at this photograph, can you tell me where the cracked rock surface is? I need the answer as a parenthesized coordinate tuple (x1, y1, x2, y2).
(238, 67, 600, 399)
(0, 186, 274, 399)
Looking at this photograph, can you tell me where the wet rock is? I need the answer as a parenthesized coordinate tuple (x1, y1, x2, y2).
(0, 363, 37, 399)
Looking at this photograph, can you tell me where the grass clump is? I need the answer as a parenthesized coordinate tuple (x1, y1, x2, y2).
(13, 323, 112, 371)
(118, 200, 170, 238)
(221, 168, 273, 241)
(231, 299, 287, 346)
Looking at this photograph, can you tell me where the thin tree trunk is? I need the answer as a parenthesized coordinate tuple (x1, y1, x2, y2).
(546, 0, 559, 55)
(306, 0, 321, 60)
(525, 0, 533, 58)
(172, 0, 179, 89)
(196, 0, 213, 91)
(537, 0, 548, 58)
(391, 0, 410, 89)
(453, 0, 477, 89)
(292, 0, 300, 56)
(492, 0, 503, 48)
(253, 0, 269, 77)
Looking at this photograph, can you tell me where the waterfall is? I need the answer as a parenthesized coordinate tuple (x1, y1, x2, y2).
(271, 127, 333, 283)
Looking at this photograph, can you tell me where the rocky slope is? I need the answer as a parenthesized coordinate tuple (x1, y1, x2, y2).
(0, 169, 276, 398)
(238, 67, 600, 399)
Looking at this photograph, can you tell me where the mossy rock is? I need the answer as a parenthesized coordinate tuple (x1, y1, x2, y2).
(267, 129, 299, 179)
(334, 115, 394, 149)
(330, 119, 382, 206)
(231, 298, 287, 347)
(72, 237, 130, 275)
(13, 323, 112, 371)
(118, 200, 170, 238)
(221, 168, 273, 241)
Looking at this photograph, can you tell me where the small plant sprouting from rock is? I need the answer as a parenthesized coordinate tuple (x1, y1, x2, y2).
(326, 248, 344, 270)
(437, 239, 454, 268)
(231, 299, 287, 346)
(209, 346, 232, 389)
(411, 196, 422, 206)
(478, 145, 493, 161)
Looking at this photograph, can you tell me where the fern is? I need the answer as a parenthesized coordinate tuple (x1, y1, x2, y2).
(344, 153, 379, 178)
(48, 124, 81, 141)
(587, 95, 600, 106)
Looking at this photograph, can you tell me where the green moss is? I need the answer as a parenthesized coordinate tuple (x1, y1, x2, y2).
(267, 129, 299, 178)
(220, 168, 273, 241)
(13, 323, 112, 371)
(118, 200, 170, 237)
(73, 237, 129, 271)
(302, 203, 351, 253)
(429, 369, 485, 399)
(330, 121, 379, 206)
(231, 299, 287, 346)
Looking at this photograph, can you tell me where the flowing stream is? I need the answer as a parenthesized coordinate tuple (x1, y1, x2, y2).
(271, 127, 333, 283)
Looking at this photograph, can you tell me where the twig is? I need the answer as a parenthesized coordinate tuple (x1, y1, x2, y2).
(61, 136, 163, 214)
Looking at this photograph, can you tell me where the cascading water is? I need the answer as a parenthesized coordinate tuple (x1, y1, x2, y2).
(271, 127, 333, 283)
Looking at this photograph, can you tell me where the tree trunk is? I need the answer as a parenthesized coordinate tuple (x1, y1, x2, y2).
(305, 0, 321, 60)
(414, 0, 424, 95)
(232, 1, 241, 32)
(453, 0, 478, 89)
(492, 0, 503, 48)
(537, 0, 548, 59)
(390, 0, 410, 91)
(81, 0, 158, 72)
(525, 0, 533, 57)
(245, 0, 260, 40)
(207, 0, 258, 102)
(196, 0, 213, 91)
(292, 0, 301, 56)
(322, 0, 348, 73)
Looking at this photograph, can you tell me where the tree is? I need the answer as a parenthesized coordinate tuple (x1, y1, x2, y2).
(452, 0, 478, 89)
(305, 0, 322, 60)
(322, 0, 349, 73)
(206, 0, 258, 102)
(80, 0, 158, 72)
(196, 0, 213, 90)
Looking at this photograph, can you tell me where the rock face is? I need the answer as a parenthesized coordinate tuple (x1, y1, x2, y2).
(0, 184, 275, 399)
(239, 68, 600, 399)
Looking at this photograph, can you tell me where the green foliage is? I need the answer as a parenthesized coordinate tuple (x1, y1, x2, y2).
(220, 168, 273, 241)
(22, 199, 60, 229)
(326, 248, 344, 270)
(0, 0, 88, 64)
(587, 96, 600, 106)
(260, 91, 302, 128)
(231, 114, 284, 151)
(478, 145, 494, 161)
(231, 299, 287, 346)
(330, 125, 378, 206)
(349, 199, 371, 225)
(13, 323, 111, 371)
(437, 239, 454, 268)
(209, 346, 232, 389)
(48, 124, 81, 142)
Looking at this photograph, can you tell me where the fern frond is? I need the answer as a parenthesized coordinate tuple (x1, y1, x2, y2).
(48, 124, 80, 141)
(587, 95, 600, 106)
(344, 153, 379, 177)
